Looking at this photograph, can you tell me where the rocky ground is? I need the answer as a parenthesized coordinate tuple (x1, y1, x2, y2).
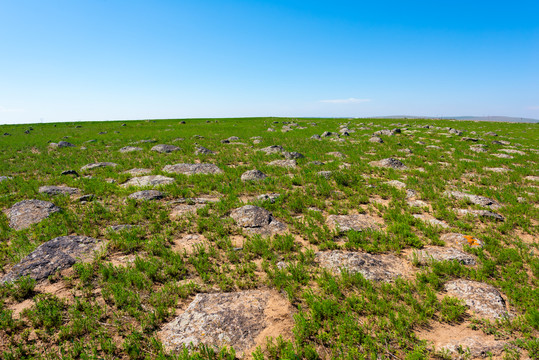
(0, 117, 537, 359)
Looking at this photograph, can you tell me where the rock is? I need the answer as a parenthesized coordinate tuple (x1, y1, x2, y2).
(439, 336, 508, 358)
(122, 175, 175, 187)
(470, 145, 487, 153)
(267, 128, 275, 132)
(386, 180, 406, 189)
(268, 159, 297, 168)
(326, 151, 346, 158)
(227, 136, 240, 142)
(412, 246, 476, 265)
(38, 185, 80, 196)
(160, 290, 293, 354)
(444, 279, 508, 319)
(484, 167, 510, 173)
(499, 148, 525, 155)
(492, 153, 513, 159)
(405, 189, 417, 198)
(1, 236, 99, 283)
(413, 214, 449, 228)
(230, 205, 286, 237)
(456, 209, 505, 222)
(241, 170, 267, 182)
(170, 203, 208, 217)
(317, 171, 332, 179)
(57, 141, 75, 148)
(311, 134, 321, 140)
(398, 148, 413, 154)
(119, 146, 142, 153)
(484, 132, 498, 136)
(525, 175, 539, 182)
(369, 136, 384, 143)
(316, 251, 408, 282)
(61, 170, 79, 177)
(309, 161, 324, 166)
(151, 144, 180, 153)
(260, 145, 284, 154)
(195, 146, 215, 155)
(407, 199, 428, 207)
(77, 194, 95, 202)
(283, 151, 304, 159)
(373, 129, 400, 136)
(128, 190, 164, 200)
(163, 163, 223, 175)
(5, 200, 61, 230)
(321, 131, 334, 137)
(123, 168, 152, 176)
(449, 128, 463, 136)
(257, 193, 280, 203)
(440, 233, 483, 249)
(81, 162, 118, 171)
(444, 191, 500, 209)
(133, 139, 157, 144)
(327, 214, 381, 232)
(369, 158, 408, 170)
(0, 176, 12, 182)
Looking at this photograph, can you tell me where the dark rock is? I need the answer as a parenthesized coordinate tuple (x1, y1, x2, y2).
(5, 200, 61, 230)
(1, 236, 99, 283)
(61, 170, 79, 177)
(81, 162, 118, 171)
(230, 205, 286, 236)
(257, 193, 280, 203)
(369, 136, 384, 143)
(77, 194, 95, 202)
(311, 134, 321, 140)
(58, 141, 75, 148)
(369, 158, 408, 170)
(128, 190, 164, 200)
(151, 144, 180, 153)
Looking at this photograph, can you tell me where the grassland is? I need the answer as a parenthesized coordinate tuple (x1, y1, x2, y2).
(0, 117, 537, 359)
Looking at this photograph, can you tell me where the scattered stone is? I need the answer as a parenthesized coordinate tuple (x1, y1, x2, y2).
(230, 205, 286, 237)
(440, 233, 483, 249)
(195, 146, 215, 155)
(405, 189, 417, 199)
(283, 151, 304, 159)
(407, 199, 428, 207)
(444, 279, 508, 319)
(5, 200, 61, 230)
(268, 159, 297, 168)
(257, 193, 280, 203)
(77, 194, 95, 203)
(119, 146, 142, 153)
(326, 214, 381, 232)
(123, 168, 152, 176)
(448, 128, 463, 136)
(412, 246, 476, 265)
(386, 180, 406, 189)
(151, 144, 180, 153)
(456, 209, 505, 222)
(0, 176, 12, 182)
(122, 175, 175, 187)
(133, 139, 157, 144)
(373, 129, 400, 136)
(369, 158, 408, 170)
(484, 132, 498, 136)
(316, 251, 407, 282)
(369, 136, 384, 143)
(1, 236, 99, 283)
(160, 290, 293, 354)
(81, 162, 118, 171)
(413, 214, 449, 228)
(444, 191, 500, 209)
(470, 145, 487, 153)
(525, 175, 539, 182)
(57, 141, 75, 148)
(241, 170, 267, 182)
(484, 167, 510, 173)
(492, 153, 513, 159)
(317, 171, 332, 179)
(499, 148, 525, 155)
(326, 151, 346, 158)
(38, 185, 80, 196)
(61, 170, 79, 177)
(311, 134, 321, 140)
(267, 128, 275, 132)
(309, 161, 324, 166)
(260, 145, 284, 154)
(439, 336, 508, 358)
(128, 190, 164, 201)
(163, 163, 223, 175)
(321, 131, 334, 137)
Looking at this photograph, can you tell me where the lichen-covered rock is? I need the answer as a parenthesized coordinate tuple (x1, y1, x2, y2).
(160, 290, 293, 354)
(259, 145, 284, 154)
(38, 185, 80, 196)
(151, 144, 180, 153)
(5, 200, 61, 230)
(122, 175, 175, 187)
(241, 169, 267, 182)
(268, 159, 297, 168)
(119, 146, 142, 153)
(81, 162, 118, 171)
(413, 214, 449, 228)
(369, 158, 408, 170)
(128, 190, 164, 200)
(162, 163, 223, 175)
(444, 279, 508, 319)
(230, 205, 286, 237)
(257, 193, 280, 203)
(444, 191, 501, 209)
(456, 209, 505, 222)
(327, 214, 381, 232)
(1, 236, 99, 283)
(412, 246, 476, 265)
(283, 151, 304, 159)
(316, 251, 408, 282)
(440, 233, 483, 249)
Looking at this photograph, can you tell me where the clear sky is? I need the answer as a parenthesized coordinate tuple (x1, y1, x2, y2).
(1, 0, 538, 124)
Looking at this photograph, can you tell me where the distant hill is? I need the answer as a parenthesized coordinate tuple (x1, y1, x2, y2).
(378, 115, 539, 123)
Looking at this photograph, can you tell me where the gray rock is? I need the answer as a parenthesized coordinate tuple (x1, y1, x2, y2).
(444, 279, 508, 319)
(260, 145, 284, 154)
(525, 175, 539, 182)
(386, 180, 406, 189)
(484, 132, 498, 136)
(412, 246, 476, 265)
(373, 129, 400, 136)
(456, 209, 505, 222)
(438, 336, 508, 358)
(309, 161, 324, 166)
(316, 251, 407, 282)
(163, 163, 223, 175)
(241, 170, 267, 182)
(283, 151, 304, 159)
(492, 153, 513, 159)
(326, 151, 346, 158)
(462, 137, 479, 142)
(230, 205, 286, 237)
(128, 190, 164, 200)
(1, 236, 98, 283)
(81, 162, 118, 171)
(0, 176, 12, 182)
(369, 158, 408, 170)
(440, 233, 484, 249)
(257, 193, 280, 203)
(327, 214, 381, 232)
(449, 128, 463, 136)
(499, 148, 525, 155)
(119, 146, 142, 153)
(317, 171, 332, 179)
(38, 185, 80, 196)
(123, 168, 152, 176)
(369, 136, 384, 143)
(122, 175, 175, 187)
(413, 214, 449, 228)
(5, 200, 61, 230)
(58, 141, 75, 148)
(268, 159, 297, 168)
(195, 146, 215, 155)
(133, 139, 157, 144)
(108, 224, 137, 232)
(151, 144, 180, 153)
(160, 290, 293, 353)
(311, 134, 321, 140)
(444, 191, 500, 209)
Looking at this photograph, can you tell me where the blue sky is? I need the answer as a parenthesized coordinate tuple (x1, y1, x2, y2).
(1, 0, 538, 124)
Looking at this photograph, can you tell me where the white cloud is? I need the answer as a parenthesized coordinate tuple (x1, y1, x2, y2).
(0, 106, 25, 113)
(320, 98, 371, 104)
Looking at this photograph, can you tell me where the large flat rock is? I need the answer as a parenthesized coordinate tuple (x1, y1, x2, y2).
(81, 162, 118, 171)
(122, 175, 175, 187)
(369, 158, 408, 170)
(5, 199, 61, 230)
(440, 233, 484, 249)
(412, 246, 476, 266)
(160, 290, 293, 354)
(1, 235, 99, 283)
(326, 214, 381, 232)
(230, 205, 286, 237)
(444, 191, 501, 209)
(38, 185, 80, 196)
(444, 279, 508, 319)
(163, 163, 223, 175)
(316, 251, 409, 282)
